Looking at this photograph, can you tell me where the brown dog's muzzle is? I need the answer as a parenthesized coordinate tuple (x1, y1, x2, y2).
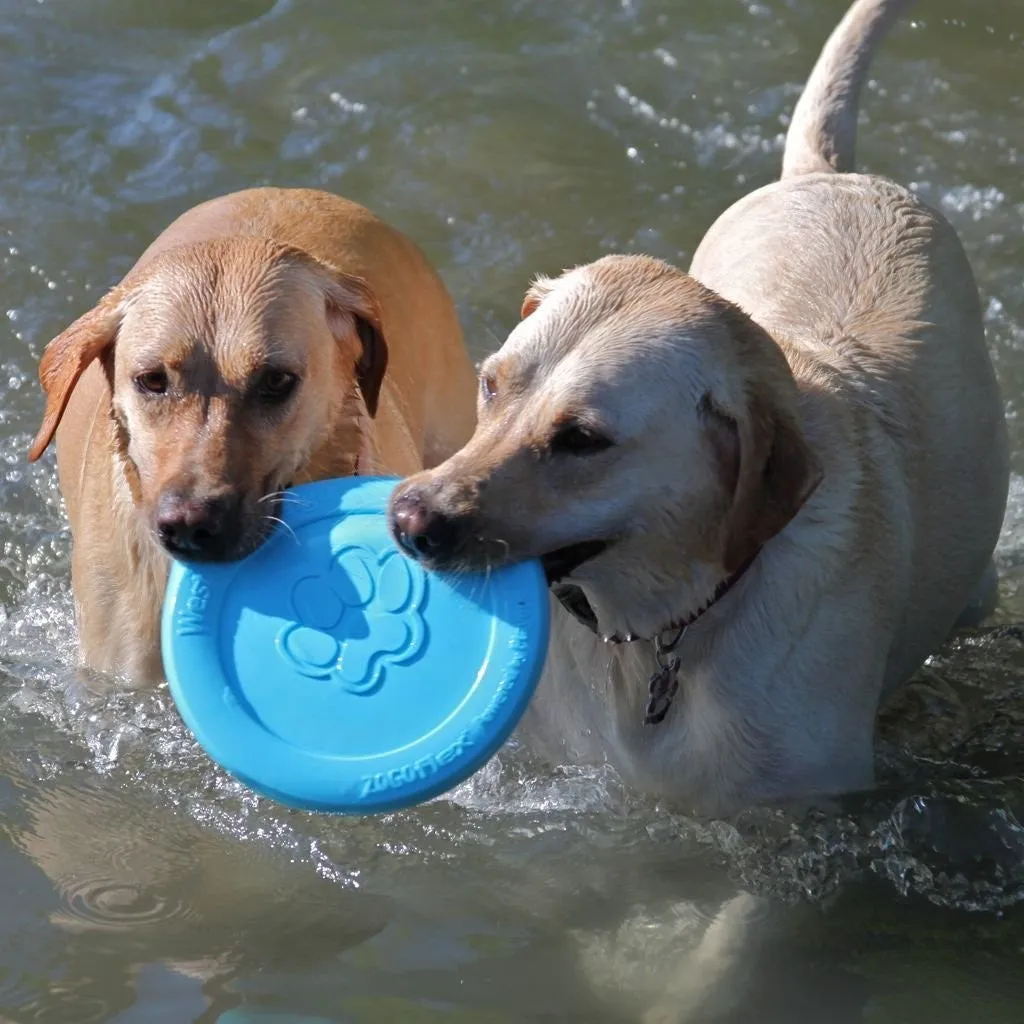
(154, 488, 244, 563)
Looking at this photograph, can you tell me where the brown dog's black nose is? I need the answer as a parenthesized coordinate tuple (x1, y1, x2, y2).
(389, 489, 461, 562)
(155, 491, 238, 561)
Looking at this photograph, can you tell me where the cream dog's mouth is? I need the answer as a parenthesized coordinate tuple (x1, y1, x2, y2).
(541, 540, 609, 585)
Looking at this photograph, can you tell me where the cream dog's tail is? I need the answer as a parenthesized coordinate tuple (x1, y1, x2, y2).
(781, 0, 917, 178)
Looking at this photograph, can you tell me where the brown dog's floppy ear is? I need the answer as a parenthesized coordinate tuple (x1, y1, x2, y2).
(27, 294, 123, 462)
(520, 274, 554, 319)
(719, 385, 823, 573)
(321, 272, 389, 418)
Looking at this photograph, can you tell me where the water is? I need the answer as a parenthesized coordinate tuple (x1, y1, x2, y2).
(0, 0, 1022, 1020)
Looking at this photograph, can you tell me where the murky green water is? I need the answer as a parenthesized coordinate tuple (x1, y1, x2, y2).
(1, 1, 1023, 1020)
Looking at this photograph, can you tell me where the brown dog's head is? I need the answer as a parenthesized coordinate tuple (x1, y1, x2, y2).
(28, 236, 388, 562)
(388, 254, 821, 640)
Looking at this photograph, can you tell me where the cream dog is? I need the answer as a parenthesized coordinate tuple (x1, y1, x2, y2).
(28, 187, 477, 684)
(388, 0, 1009, 817)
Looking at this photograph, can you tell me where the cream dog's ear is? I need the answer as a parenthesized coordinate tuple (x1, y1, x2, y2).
(719, 380, 823, 573)
(520, 274, 555, 319)
(28, 289, 124, 462)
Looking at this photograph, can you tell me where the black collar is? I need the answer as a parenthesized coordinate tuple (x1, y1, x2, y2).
(550, 552, 759, 725)
(551, 552, 759, 644)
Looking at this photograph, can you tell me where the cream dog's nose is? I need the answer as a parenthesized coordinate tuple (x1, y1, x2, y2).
(388, 488, 461, 562)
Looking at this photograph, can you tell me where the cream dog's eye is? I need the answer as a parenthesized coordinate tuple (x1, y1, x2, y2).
(258, 369, 300, 403)
(133, 369, 168, 396)
(479, 373, 497, 402)
(550, 421, 614, 457)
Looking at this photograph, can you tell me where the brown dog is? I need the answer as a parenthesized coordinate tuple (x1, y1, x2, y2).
(28, 187, 477, 684)
(388, 0, 1009, 816)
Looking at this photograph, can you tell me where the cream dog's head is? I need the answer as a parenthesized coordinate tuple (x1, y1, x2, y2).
(29, 237, 387, 562)
(388, 254, 821, 640)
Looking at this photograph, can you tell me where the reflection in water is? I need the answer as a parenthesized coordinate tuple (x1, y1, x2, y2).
(4, 772, 392, 1021)
(3, 584, 1024, 1021)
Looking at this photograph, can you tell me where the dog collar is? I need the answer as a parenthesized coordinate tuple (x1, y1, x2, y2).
(551, 550, 759, 726)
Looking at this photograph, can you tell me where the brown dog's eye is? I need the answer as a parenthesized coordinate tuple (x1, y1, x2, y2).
(134, 369, 168, 396)
(258, 369, 299, 403)
(480, 373, 497, 402)
(550, 422, 614, 457)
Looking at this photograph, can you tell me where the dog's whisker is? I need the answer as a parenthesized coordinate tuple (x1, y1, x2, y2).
(258, 491, 311, 508)
(263, 514, 300, 547)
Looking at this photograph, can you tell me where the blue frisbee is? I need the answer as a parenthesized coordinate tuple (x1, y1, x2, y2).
(161, 476, 549, 814)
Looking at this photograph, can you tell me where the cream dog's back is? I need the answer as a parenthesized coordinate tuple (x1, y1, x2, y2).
(689, 5, 1007, 695)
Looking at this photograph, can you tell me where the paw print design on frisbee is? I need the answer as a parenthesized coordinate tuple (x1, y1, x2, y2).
(279, 544, 428, 694)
